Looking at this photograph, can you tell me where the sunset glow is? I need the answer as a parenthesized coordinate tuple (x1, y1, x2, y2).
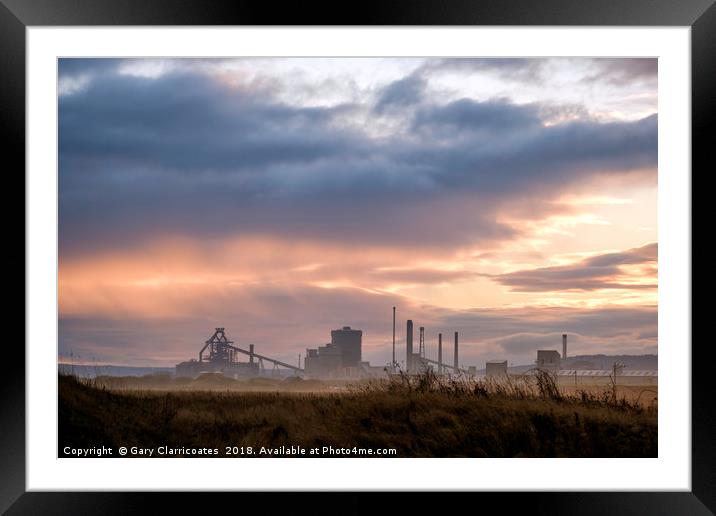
(58, 58, 657, 367)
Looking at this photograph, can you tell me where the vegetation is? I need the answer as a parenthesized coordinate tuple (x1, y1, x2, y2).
(59, 370, 657, 458)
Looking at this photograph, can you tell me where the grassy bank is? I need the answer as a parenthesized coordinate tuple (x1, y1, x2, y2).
(59, 372, 657, 458)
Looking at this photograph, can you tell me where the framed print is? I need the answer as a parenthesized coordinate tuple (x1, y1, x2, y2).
(4, 0, 712, 513)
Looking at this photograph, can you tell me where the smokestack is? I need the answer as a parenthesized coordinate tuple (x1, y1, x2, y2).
(406, 320, 413, 373)
(454, 332, 459, 371)
(419, 326, 425, 358)
(249, 344, 255, 363)
(562, 334, 567, 359)
(438, 333, 443, 374)
(392, 307, 396, 370)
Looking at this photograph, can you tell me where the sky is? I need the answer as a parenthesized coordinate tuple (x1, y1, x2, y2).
(58, 57, 658, 368)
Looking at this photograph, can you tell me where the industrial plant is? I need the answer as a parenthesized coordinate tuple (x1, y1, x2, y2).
(304, 326, 387, 379)
(175, 327, 303, 379)
(175, 312, 657, 383)
(529, 334, 657, 384)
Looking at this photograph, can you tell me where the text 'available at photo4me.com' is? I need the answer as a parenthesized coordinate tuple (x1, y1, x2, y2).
(61, 445, 399, 458)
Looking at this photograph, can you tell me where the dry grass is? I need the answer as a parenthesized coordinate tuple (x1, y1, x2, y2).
(59, 370, 656, 458)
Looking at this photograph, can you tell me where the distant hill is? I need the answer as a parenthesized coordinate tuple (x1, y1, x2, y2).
(58, 363, 175, 378)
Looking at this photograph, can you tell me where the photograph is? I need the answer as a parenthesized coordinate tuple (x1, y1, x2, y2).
(57, 56, 659, 459)
(3, 0, 709, 507)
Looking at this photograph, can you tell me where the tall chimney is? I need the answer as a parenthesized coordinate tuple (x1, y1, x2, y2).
(406, 320, 413, 373)
(419, 326, 425, 358)
(454, 332, 459, 372)
(438, 333, 443, 374)
(562, 334, 567, 359)
(392, 307, 396, 370)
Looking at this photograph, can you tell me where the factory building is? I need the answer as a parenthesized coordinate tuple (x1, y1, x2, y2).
(331, 326, 362, 367)
(486, 360, 508, 378)
(536, 349, 561, 371)
(305, 326, 378, 379)
(304, 343, 343, 377)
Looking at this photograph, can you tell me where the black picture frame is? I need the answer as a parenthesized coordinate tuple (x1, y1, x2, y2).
(3, 0, 711, 513)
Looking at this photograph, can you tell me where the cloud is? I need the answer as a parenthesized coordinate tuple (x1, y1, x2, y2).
(59, 58, 123, 80)
(587, 59, 658, 86)
(419, 58, 546, 82)
(373, 75, 426, 113)
(59, 60, 657, 259)
(56, 58, 659, 368)
(585, 242, 657, 266)
(419, 57, 657, 87)
(411, 97, 542, 136)
(492, 243, 657, 292)
(59, 71, 352, 171)
(59, 280, 656, 366)
(367, 268, 475, 285)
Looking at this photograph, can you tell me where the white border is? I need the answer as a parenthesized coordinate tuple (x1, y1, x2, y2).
(27, 27, 691, 491)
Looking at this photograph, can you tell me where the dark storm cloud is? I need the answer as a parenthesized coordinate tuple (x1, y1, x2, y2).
(397, 110, 656, 193)
(412, 98, 542, 135)
(59, 60, 657, 257)
(59, 58, 124, 78)
(373, 75, 426, 113)
(492, 243, 657, 292)
(59, 72, 355, 171)
(58, 58, 238, 82)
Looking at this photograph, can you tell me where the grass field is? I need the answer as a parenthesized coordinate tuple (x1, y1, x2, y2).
(59, 371, 657, 458)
